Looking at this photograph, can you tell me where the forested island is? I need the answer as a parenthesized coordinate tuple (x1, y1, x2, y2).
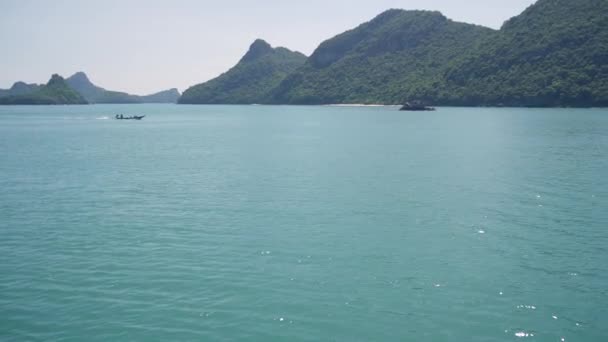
(181, 0, 608, 107)
(0, 75, 87, 105)
(179, 40, 307, 104)
(65, 72, 180, 104)
(0, 72, 180, 105)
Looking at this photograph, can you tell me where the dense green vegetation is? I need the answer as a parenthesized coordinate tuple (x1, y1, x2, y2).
(434, 0, 608, 107)
(270, 10, 493, 104)
(0, 74, 87, 105)
(66, 72, 181, 103)
(271, 0, 608, 106)
(178, 39, 307, 104)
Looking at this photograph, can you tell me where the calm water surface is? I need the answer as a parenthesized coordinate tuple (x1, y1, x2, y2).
(0, 105, 607, 341)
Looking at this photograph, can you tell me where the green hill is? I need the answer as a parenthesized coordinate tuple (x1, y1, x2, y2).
(270, 10, 493, 104)
(66, 72, 181, 104)
(0, 82, 41, 98)
(0, 74, 87, 105)
(178, 39, 307, 104)
(271, 0, 608, 106)
(436, 0, 608, 107)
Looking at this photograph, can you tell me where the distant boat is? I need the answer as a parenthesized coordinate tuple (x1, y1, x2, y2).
(115, 114, 145, 120)
(399, 101, 435, 111)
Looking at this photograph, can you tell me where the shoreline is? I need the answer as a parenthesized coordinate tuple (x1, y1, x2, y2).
(1, 103, 607, 109)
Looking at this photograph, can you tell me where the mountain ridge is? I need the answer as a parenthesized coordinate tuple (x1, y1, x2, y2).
(0, 74, 88, 105)
(178, 39, 307, 104)
(66, 72, 181, 104)
(0, 82, 41, 98)
(0, 72, 181, 104)
(270, 9, 493, 104)
(178, 0, 607, 107)
(2, 0, 605, 107)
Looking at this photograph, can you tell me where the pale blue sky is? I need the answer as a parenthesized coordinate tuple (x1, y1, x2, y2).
(0, 0, 536, 94)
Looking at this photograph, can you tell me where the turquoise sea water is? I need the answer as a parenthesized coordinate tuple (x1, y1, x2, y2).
(1, 104, 607, 341)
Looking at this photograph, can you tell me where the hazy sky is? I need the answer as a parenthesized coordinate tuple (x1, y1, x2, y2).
(0, 0, 536, 94)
